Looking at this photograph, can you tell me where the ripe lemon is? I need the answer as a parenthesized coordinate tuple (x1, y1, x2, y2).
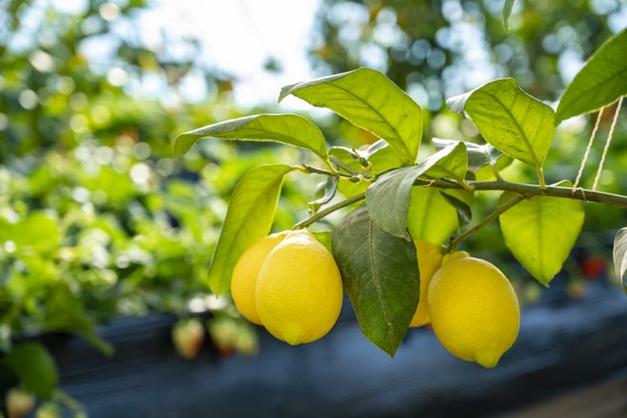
(256, 230, 343, 345)
(428, 253, 520, 368)
(231, 231, 289, 325)
(409, 240, 443, 327)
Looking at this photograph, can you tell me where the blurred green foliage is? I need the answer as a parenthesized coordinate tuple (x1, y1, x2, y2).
(0, 0, 625, 411)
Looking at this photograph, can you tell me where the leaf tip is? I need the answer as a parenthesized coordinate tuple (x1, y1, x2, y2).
(278, 83, 298, 103)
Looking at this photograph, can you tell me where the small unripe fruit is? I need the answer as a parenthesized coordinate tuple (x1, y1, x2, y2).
(172, 318, 205, 359)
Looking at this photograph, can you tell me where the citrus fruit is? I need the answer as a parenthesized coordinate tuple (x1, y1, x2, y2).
(428, 253, 520, 368)
(231, 231, 289, 324)
(409, 240, 443, 327)
(256, 230, 343, 345)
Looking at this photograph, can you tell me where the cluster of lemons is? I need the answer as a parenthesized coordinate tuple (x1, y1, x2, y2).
(231, 230, 520, 368)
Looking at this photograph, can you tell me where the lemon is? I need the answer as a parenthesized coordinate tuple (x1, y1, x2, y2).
(428, 253, 520, 368)
(231, 231, 289, 325)
(256, 230, 343, 345)
(409, 240, 443, 327)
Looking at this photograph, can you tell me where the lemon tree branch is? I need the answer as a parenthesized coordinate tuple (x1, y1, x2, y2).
(292, 178, 627, 229)
(448, 194, 527, 250)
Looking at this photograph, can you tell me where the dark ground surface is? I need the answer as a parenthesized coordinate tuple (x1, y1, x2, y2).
(42, 281, 627, 418)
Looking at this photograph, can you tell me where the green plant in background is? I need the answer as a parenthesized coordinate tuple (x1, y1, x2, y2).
(0, 0, 624, 414)
(175, 28, 627, 361)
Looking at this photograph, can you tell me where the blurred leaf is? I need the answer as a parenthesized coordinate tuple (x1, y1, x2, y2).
(174, 114, 328, 160)
(449, 78, 555, 170)
(407, 187, 459, 245)
(0, 212, 60, 253)
(503, 0, 516, 30)
(280, 68, 422, 163)
(499, 183, 584, 285)
(4, 342, 58, 399)
(556, 29, 627, 123)
(613, 227, 627, 293)
(366, 142, 468, 239)
(43, 287, 113, 355)
(332, 206, 418, 356)
(208, 164, 293, 294)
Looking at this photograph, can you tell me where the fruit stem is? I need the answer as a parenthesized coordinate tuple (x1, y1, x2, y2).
(448, 194, 527, 250)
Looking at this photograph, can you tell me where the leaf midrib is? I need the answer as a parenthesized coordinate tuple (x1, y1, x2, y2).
(322, 81, 413, 159)
(367, 218, 394, 349)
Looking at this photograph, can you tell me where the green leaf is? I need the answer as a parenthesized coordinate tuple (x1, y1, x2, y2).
(613, 227, 627, 292)
(4, 343, 58, 398)
(503, 0, 516, 30)
(499, 186, 584, 285)
(328, 146, 362, 173)
(208, 164, 293, 294)
(173, 114, 328, 160)
(312, 230, 333, 252)
(556, 29, 627, 123)
(450, 78, 555, 169)
(433, 138, 512, 174)
(423, 141, 467, 183)
(407, 187, 459, 245)
(440, 189, 473, 227)
(279, 68, 422, 163)
(0, 212, 60, 253)
(366, 142, 467, 239)
(332, 206, 419, 356)
(365, 140, 406, 174)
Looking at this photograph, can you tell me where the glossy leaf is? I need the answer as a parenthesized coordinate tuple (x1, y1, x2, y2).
(499, 186, 584, 285)
(208, 164, 293, 294)
(613, 227, 627, 292)
(449, 78, 555, 169)
(332, 206, 419, 356)
(432, 138, 512, 174)
(423, 141, 467, 182)
(4, 343, 58, 399)
(279, 68, 422, 163)
(556, 29, 627, 123)
(366, 142, 467, 239)
(366, 140, 406, 174)
(174, 114, 328, 160)
(407, 187, 459, 245)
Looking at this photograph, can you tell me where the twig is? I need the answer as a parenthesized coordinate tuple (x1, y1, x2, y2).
(292, 193, 366, 229)
(291, 178, 627, 229)
(448, 194, 527, 249)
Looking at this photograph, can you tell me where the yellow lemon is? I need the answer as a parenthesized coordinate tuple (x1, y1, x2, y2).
(428, 254, 520, 368)
(256, 230, 343, 345)
(231, 231, 289, 325)
(409, 240, 443, 327)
